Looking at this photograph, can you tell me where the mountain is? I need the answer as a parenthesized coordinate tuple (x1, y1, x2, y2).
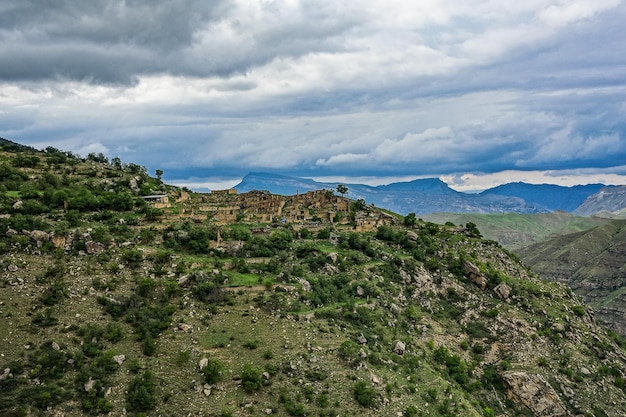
(236, 173, 552, 215)
(574, 185, 626, 217)
(421, 211, 610, 250)
(480, 182, 606, 212)
(2, 140, 626, 416)
(516, 220, 626, 336)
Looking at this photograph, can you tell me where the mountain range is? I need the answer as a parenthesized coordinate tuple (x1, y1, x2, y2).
(235, 172, 623, 216)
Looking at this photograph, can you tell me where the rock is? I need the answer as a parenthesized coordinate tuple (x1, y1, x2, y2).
(371, 374, 382, 384)
(84, 377, 96, 392)
(323, 264, 339, 274)
(178, 274, 190, 287)
(0, 368, 10, 381)
(199, 358, 209, 370)
(113, 355, 126, 365)
(178, 323, 193, 332)
(502, 371, 568, 417)
(263, 409, 273, 415)
(298, 279, 311, 292)
(390, 303, 402, 315)
(85, 241, 106, 254)
(357, 334, 368, 345)
(493, 282, 512, 300)
(7, 264, 18, 273)
(356, 286, 364, 296)
(327, 252, 338, 263)
(406, 230, 418, 242)
(30, 230, 50, 243)
(12, 200, 23, 209)
(358, 348, 368, 359)
(262, 372, 270, 380)
(464, 261, 487, 290)
(393, 341, 406, 355)
(51, 342, 60, 351)
(6, 228, 18, 236)
(580, 367, 591, 376)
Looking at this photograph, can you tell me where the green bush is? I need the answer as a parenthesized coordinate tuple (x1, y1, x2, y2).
(126, 370, 157, 413)
(241, 364, 263, 392)
(202, 359, 224, 384)
(353, 380, 376, 407)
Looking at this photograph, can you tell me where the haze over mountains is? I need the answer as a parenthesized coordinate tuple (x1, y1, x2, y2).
(235, 172, 623, 216)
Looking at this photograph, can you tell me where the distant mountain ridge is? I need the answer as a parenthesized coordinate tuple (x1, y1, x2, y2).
(235, 172, 622, 215)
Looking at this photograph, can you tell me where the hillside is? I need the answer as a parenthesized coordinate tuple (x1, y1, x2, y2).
(574, 186, 626, 217)
(421, 211, 609, 250)
(517, 220, 626, 337)
(1, 139, 626, 417)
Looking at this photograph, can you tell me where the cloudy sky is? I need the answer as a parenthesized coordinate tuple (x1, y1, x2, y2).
(2, 0, 626, 191)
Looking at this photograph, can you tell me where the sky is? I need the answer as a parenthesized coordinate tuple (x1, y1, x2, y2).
(2, 0, 626, 192)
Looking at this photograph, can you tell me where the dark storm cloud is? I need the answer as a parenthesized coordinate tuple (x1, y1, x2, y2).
(1, 0, 626, 191)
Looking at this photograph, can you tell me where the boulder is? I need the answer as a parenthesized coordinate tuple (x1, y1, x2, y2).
(393, 341, 406, 355)
(85, 241, 106, 255)
(113, 355, 126, 365)
(493, 282, 512, 300)
(7, 264, 18, 273)
(464, 261, 487, 290)
(199, 358, 209, 370)
(406, 230, 418, 242)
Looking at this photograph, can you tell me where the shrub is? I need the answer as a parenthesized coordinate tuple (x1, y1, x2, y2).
(202, 359, 224, 384)
(353, 380, 376, 407)
(127, 370, 157, 413)
(241, 364, 263, 392)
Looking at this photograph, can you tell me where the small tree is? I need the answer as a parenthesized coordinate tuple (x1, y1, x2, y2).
(336, 184, 348, 197)
(403, 212, 417, 227)
(155, 169, 163, 181)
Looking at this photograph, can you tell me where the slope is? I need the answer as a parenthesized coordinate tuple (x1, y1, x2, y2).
(0, 140, 625, 417)
(517, 220, 626, 336)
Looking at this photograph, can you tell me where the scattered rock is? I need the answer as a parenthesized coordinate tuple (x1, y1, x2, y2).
(203, 384, 211, 397)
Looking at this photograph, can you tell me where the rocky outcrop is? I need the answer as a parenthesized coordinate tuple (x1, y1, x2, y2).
(501, 371, 568, 417)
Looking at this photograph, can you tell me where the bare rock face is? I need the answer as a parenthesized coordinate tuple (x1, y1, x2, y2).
(406, 231, 418, 242)
(464, 261, 487, 290)
(502, 371, 568, 417)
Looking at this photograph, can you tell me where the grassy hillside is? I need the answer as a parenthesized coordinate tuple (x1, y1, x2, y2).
(421, 211, 608, 250)
(1, 140, 626, 417)
(516, 220, 626, 336)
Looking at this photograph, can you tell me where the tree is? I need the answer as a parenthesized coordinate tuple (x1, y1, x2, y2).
(336, 184, 348, 197)
(403, 212, 417, 227)
(155, 169, 163, 181)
